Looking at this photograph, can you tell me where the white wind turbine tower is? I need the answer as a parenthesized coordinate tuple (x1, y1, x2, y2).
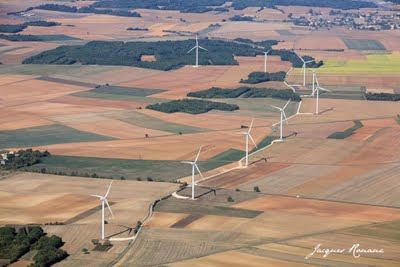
(313, 71, 331, 114)
(271, 99, 291, 140)
(295, 53, 315, 86)
(91, 181, 114, 240)
(239, 119, 258, 167)
(264, 50, 271, 73)
(181, 147, 204, 200)
(187, 35, 208, 67)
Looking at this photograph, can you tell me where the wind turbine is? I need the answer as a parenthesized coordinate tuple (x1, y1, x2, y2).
(295, 53, 315, 86)
(187, 35, 208, 67)
(239, 119, 258, 167)
(313, 71, 331, 114)
(181, 147, 204, 200)
(271, 99, 291, 140)
(91, 181, 114, 240)
(263, 50, 271, 73)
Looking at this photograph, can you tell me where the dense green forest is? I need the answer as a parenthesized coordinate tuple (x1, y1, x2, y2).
(27, 4, 141, 17)
(0, 21, 60, 33)
(23, 39, 268, 70)
(0, 226, 68, 266)
(187, 87, 301, 101)
(89, 0, 376, 11)
(1, 149, 50, 170)
(240, 71, 286, 84)
(365, 92, 400, 101)
(0, 34, 78, 42)
(23, 39, 321, 70)
(146, 99, 239, 114)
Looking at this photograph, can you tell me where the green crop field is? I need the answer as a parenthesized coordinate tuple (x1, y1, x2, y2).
(155, 198, 263, 218)
(22, 148, 246, 181)
(73, 85, 167, 104)
(311, 54, 400, 74)
(23, 155, 193, 181)
(104, 110, 207, 134)
(0, 124, 114, 148)
(342, 38, 386, 50)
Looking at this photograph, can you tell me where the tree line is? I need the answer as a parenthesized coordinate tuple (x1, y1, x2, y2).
(146, 99, 239, 114)
(240, 71, 286, 84)
(24, 4, 141, 17)
(0, 21, 60, 33)
(187, 86, 301, 101)
(365, 92, 400, 101)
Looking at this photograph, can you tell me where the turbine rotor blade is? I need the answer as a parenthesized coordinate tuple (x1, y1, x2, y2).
(283, 99, 291, 110)
(105, 181, 113, 198)
(187, 46, 196, 53)
(104, 198, 114, 218)
(194, 163, 204, 180)
(305, 60, 315, 64)
(270, 105, 283, 111)
(248, 134, 258, 148)
(198, 46, 208, 51)
(90, 194, 103, 199)
(295, 52, 305, 63)
(319, 87, 332, 92)
(282, 111, 289, 124)
(194, 147, 202, 163)
(181, 161, 194, 164)
(248, 119, 254, 133)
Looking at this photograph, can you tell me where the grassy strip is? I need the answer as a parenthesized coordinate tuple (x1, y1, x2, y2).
(328, 120, 363, 139)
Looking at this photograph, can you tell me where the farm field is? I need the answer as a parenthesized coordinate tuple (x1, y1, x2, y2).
(1, 1, 400, 266)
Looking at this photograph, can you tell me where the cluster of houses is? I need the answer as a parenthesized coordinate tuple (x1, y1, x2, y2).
(1, 151, 16, 166)
(292, 9, 400, 31)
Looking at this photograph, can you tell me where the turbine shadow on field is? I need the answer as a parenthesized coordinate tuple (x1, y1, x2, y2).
(63, 201, 116, 224)
(318, 107, 334, 115)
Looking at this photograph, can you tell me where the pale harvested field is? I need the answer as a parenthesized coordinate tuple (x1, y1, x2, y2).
(0, 109, 53, 131)
(183, 215, 251, 232)
(202, 162, 290, 189)
(49, 95, 145, 110)
(146, 212, 190, 229)
(49, 112, 170, 139)
(285, 121, 354, 139)
(367, 88, 394, 94)
(28, 128, 267, 160)
(294, 36, 347, 51)
(0, 79, 90, 107)
(170, 250, 311, 267)
(210, 21, 288, 40)
(234, 196, 400, 222)
(8, 101, 121, 117)
(139, 109, 273, 131)
(26, 13, 143, 40)
(0, 74, 37, 85)
(0, 172, 178, 226)
(295, 98, 400, 123)
(0, 41, 60, 64)
(346, 118, 398, 141)
(251, 138, 364, 165)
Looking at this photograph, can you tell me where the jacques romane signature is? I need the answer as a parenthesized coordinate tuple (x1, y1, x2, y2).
(305, 243, 384, 259)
